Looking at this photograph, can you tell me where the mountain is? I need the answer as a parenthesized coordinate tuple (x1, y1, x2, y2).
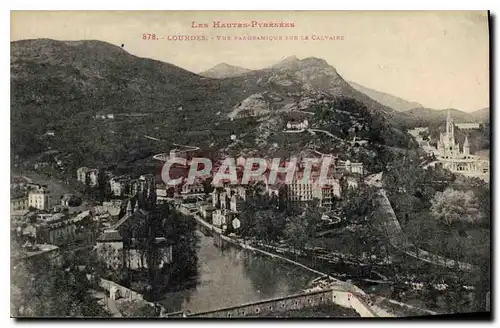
(405, 107, 490, 124)
(11, 38, 236, 115)
(348, 81, 422, 112)
(199, 63, 252, 78)
(406, 107, 471, 122)
(470, 107, 490, 122)
(11, 42, 411, 170)
(11, 39, 261, 162)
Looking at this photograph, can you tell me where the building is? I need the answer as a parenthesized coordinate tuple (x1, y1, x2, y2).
(283, 167, 341, 207)
(12, 243, 60, 265)
(285, 179, 340, 207)
(435, 110, 490, 181)
(96, 230, 124, 269)
(34, 211, 96, 247)
(286, 180, 313, 202)
(109, 176, 130, 197)
(100, 200, 123, 219)
(11, 195, 29, 211)
(77, 167, 89, 184)
(286, 119, 309, 130)
(210, 185, 248, 232)
(230, 194, 246, 212)
(199, 205, 216, 221)
(77, 167, 100, 187)
(96, 200, 174, 271)
(336, 160, 364, 175)
(455, 122, 481, 130)
(180, 180, 205, 195)
(28, 185, 51, 210)
(60, 194, 79, 207)
(11, 210, 31, 221)
(156, 183, 169, 203)
(212, 208, 237, 230)
(88, 169, 99, 187)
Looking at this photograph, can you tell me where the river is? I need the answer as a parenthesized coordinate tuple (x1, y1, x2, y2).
(159, 231, 320, 314)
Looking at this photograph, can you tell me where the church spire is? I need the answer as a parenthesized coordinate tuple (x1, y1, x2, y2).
(445, 109, 455, 147)
(126, 200, 132, 215)
(463, 136, 470, 155)
(446, 109, 453, 134)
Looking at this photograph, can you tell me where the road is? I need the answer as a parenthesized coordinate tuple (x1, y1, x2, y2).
(308, 128, 344, 141)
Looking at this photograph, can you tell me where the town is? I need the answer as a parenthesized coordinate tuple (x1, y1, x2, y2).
(10, 11, 490, 318)
(11, 106, 490, 317)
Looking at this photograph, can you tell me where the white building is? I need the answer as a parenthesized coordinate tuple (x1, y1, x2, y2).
(285, 175, 341, 207)
(76, 167, 99, 187)
(435, 110, 489, 181)
(336, 160, 364, 175)
(180, 181, 205, 195)
(109, 177, 130, 197)
(76, 167, 89, 184)
(455, 122, 481, 130)
(28, 185, 51, 210)
(88, 169, 99, 187)
(286, 119, 309, 130)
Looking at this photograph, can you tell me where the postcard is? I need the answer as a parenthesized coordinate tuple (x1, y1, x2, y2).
(10, 10, 490, 318)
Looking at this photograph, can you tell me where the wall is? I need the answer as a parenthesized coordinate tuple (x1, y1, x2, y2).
(182, 289, 333, 318)
(99, 278, 145, 301)
(188, 215, 383, 318)
(165, 289, 378, 318)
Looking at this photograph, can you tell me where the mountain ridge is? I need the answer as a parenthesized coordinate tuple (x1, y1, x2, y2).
(199, 62, 252, 79)
(11, 39, 412, 165)
(348, 81, 423, 112)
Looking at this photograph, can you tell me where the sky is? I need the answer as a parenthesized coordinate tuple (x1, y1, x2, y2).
(11, 11, 490, 112)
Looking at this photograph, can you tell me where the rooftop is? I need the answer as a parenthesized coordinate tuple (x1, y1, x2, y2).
(19, 243, 59, 259)
(97, 230, 123, 242)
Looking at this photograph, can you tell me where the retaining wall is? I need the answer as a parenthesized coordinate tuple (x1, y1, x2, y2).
(165, 289, 379, 318)
(99, 278, 144, 301)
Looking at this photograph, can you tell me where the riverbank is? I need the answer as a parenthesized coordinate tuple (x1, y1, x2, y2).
(190, 214, 394, 317)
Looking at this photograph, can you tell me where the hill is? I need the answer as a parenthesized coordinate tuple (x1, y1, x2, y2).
(470, 107, 490, 122)
(11, 39, 265, 161)
(11, 41, 411, 172)
(348, 81, 423, 112)
(199, 63, 252, 78)
(405, 107, 489, 125)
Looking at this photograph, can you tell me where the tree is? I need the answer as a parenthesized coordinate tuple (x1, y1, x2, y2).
(11, 257, 107, 317)
(340, 183, 375, 223)
(238, 194, 296, 242)
(430, 188, 481, 227)
(284, 214, 308, 255)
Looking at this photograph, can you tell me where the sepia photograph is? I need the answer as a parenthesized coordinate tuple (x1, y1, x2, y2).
(9, 10, 491, 318)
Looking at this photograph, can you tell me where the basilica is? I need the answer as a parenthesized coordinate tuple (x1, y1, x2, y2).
(435, 110, 489, 182)
(437, 110, 471, 159)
